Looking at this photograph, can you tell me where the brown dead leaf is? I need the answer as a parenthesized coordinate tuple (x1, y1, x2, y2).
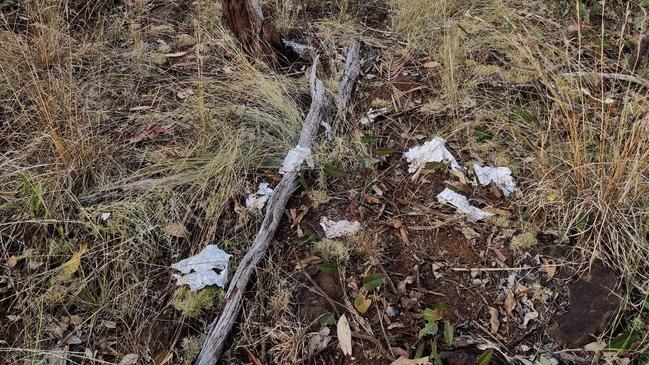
(449, 169, 469, 185)
(347, 199, 359, 217)
(129, 124, 169, 143)
(540, 259, 557, 279)
(422, 61, 440, 69)
(504, 290, 517, 317)
(163, 223, 189, 238)
(6, 256, 17, 268)
(490, 247, 507, 262)
(390, 356, 432, 365)
(290, 205, 310, 226)
(365, 194, 381, 204)
(397, 276, 414, 294)
(488, 307, 500, 334)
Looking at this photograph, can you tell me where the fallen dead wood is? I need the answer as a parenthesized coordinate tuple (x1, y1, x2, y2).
(561, 71, 649, 87)
(336, 42, 361, 112)
(195, 46, 362, 364)
(194, 57, 327, 365)
(333, 41, 361, 134)
(222, 0, 286, 60)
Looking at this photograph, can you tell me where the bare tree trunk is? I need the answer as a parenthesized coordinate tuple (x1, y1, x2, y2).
(221, 0, 285, 58)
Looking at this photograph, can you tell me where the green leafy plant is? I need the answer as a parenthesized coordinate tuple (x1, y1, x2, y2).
(473, 126, 493, 141)
(443, 320, 454, 347)
(362, 273, 386, 291)
(323, 163, 347, 177)
(419, 307, 444, 338)
(317, 263, 339, 275)
(21, 174, 47, 218)
(476, 348, 493, 365)
(319, 312, 336, 327)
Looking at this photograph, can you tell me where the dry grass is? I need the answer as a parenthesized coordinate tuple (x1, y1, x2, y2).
(391, 0, 649, 355)
(0, 0, 306, 363)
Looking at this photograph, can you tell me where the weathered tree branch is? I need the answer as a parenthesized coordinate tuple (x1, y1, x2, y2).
(336, 42, 361, 112)
(193, 57, 327, 365)
(561, 71, 649, 87)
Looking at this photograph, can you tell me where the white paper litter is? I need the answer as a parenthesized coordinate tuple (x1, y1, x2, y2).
(245, 182, 274, 210)
(172, 245, 232, 292)
(436, 188, 494, 221)
(279, 146, 314, 174)
(474, 164, 516, 196)
(100, 212, 111, 221)
(359, 107, 390, 125)
(320, 217, 361, 238)
(404, 137, 461, 173)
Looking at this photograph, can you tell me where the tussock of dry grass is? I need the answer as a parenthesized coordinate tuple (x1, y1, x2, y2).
(0, 0, 306, 362)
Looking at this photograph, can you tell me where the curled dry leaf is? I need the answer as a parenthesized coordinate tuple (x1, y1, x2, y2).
(118, 354, 139, 365)
(488, 307, 500, 334)
(540, 259, 557, 279)
(336, 314, 353, 356)
(504, 290, 517, 318)
(390, 356, 432, 365)
(163, 223, 190, 238)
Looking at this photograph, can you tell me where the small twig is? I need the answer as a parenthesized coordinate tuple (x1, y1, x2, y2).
(451, 264, 565, 272)
(561, 71, 649, 87)
(374, 301, 394, 358)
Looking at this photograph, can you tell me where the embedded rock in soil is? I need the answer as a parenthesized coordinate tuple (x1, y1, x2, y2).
(547, 261, 620, 347)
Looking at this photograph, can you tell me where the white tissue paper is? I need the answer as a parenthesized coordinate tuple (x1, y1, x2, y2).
(404, 137, 461, 173)
(279, 146, 314, 174)
(473, 164, 516, 197)
(245, 182, 274, 210)
(172, 245, 232, 292)
(436, 188, 494, 221)
(320, 217, 361, 238)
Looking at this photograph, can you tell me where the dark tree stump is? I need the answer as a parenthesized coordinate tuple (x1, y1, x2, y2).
(222, 0, 286, 59)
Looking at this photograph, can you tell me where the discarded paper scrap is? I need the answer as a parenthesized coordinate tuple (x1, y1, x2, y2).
(172, 245, 232, 292)
(474, 164, 516, 196)
(436, 188, 494, 221)
(245, 182, 274, 210)
(320, 217, 361, 238)
(404, 137, 461, 173)
(279, 146, 314, 174)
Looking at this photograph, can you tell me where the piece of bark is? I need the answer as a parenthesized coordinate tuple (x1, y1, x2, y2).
(333, 41, 361, 134)
(221, 0, 286, 59)
(193, 57, 327, 365)
(336, 42, 361, 112)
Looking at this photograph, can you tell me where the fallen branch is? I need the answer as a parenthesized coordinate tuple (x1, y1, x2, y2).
(333, 41, 361, 134)
(194, 57, 327, 365)
(336, 41, 361, 112)
(561, 71, 649, 87)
